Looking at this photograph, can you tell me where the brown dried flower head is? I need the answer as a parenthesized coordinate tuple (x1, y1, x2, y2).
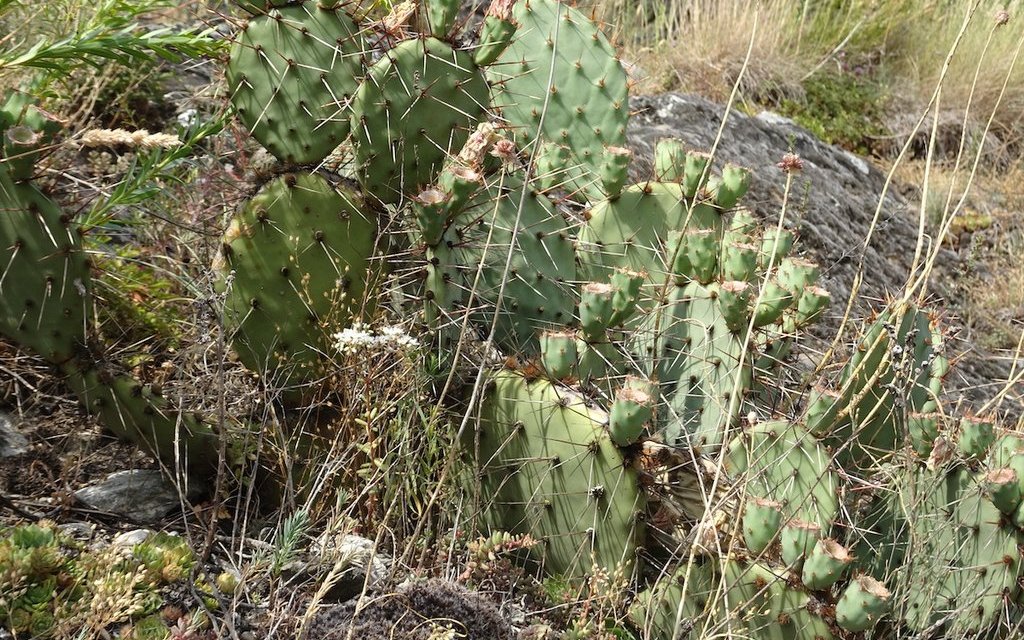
(995, 10, 1010, 26)
(777, 152, 804, 173)
(490, 137, 518, 164)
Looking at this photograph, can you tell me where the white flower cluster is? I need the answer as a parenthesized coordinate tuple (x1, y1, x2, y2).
(333, 322, 419, 355)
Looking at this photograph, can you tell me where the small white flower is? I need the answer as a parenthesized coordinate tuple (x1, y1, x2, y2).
(333, 322, 418, 355)
(333, 322, 376, 354)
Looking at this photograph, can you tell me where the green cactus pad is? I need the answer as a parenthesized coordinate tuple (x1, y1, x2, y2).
(226, 3, 364, 165)
(487, 0, 628, 199)
(862, 467, 1024, 633)
(579, 182, 722, 295)
(826, 302, 947, 470)
(652, 138, 687, 182)
(800, 538, 852, 591)
(539, 330, 577, 379)
(0, 169, 91, 364)
(724, 421, 839, 530)
(608, 384, 653, 446)
(650, 281, 752, 449)
(435, 172, 576, 353)
(743, 497, 783, 556)
(835, 575, 890, 633)
(467, 369, 646, 579)
(218, 173, 378, 390)
(958, 414, 995, 459)
(351, 37, 489, 205)
(780, 519, 821, 567)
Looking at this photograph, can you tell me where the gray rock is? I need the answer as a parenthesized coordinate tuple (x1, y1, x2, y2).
(74, 470, 200, 523)
(0, 413, 29, 458)
(58, 522, 97, 542)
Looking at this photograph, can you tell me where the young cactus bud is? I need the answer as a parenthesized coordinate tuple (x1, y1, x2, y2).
(653, 138, 687, 182)
(422, 0, 460, 38)
(804, 386, 843, 436)
(742, 497, 783, 555)
(907, 411, 941, 457)
(835, 576, 890, 633)
(958, 414, 995, 459)
(4, 125, 41, 180)
(666, 230, 692, 283)
(609, 383, 653, 446)
(752, 280, 794, 327)
(599, 146, 631, 198)
(717, 281, 751, 333)
(727, 209, 757, 239)
(685, 228, 718, 285)
(437, 164, 482, 215)
(579, 282, 614, 340)
(780, 519, 821, 568)
(682, 150, 711, 198)
(715, 164, 751, 209)
(608, 268, 645, 327)
(539, 330, 578, 380)
(532, 142, 571, 192)
(759, 227, 794, 269)
(986, 468, 1022, 514)
(413, 188, 450, 246)
(801, 538, 853, 590)
(475, 0, 518, 66)
(795, 285, 831, 326)
(777, 257, 821, 298)
(721, 242, 758, 282)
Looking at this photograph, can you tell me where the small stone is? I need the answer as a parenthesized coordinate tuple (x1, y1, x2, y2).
(113, 528, 154, 547)
(58, 522, 96, 542)
(0, 413, 29, 458)
(74, 470, 203, 523)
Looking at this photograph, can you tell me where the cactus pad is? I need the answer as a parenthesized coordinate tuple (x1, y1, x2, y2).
(487, 0, 628, 198)
(218, 173, 378, 389)
(0, 169, 90, 364)
(467, 369, 646, 578)
(351, 37, 489, 204)
(226, 2, 364, 165)
(724, 420, 838, 530)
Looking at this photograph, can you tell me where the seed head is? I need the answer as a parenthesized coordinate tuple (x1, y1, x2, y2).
(995, 10, 1010, 26)
(776, 152, 804, 173)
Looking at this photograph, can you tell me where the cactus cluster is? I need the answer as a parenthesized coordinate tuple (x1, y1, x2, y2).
(2, 0, 1023, 638)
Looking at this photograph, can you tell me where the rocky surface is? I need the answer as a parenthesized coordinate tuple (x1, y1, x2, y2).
(627, 93, 1020, 414)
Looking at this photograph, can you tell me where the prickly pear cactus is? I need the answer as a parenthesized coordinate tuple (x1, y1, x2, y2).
(351, 36, 490, 205)
(216, 172, 379, 390)
(0, 93, 221, 473)
(0, 165, 90, 365)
